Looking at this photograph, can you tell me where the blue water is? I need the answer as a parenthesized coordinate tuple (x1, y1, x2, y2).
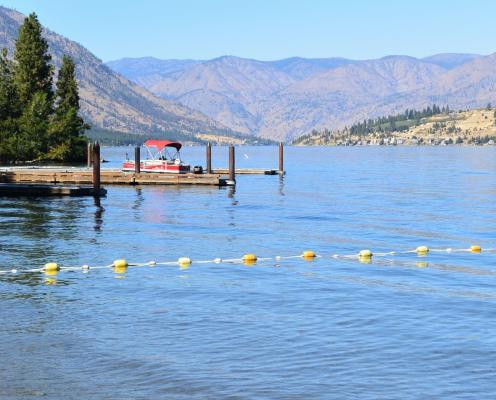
(1, 146, 496, 399)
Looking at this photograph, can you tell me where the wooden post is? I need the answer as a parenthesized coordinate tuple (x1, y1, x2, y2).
(206, 142, 212, 174)
(278, 142, 284, 174)
(134, 146, 140, 174)
(228, 144, 235, 183)
(92, 142, 101, 196)
(87, 142, 93, 167)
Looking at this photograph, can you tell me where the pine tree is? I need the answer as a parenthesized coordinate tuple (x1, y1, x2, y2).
(17, 91, 51, 160)
(0, 48, 20, 161)
(13, 13, 53, 107)
(48, 55, 88, 161)
(55, 55, 80, 115)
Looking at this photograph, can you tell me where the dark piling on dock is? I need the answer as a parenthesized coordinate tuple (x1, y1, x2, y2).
(206, 142, 212, 174)
(279, 142, 284, 175)
(92, 142, 101, 196)
(135, 146, 141, 174)
(87, 142, 94, 167)
(228, 145, 236, 185)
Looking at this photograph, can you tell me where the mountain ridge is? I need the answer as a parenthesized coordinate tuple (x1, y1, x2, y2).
(107, 52, 496, 142)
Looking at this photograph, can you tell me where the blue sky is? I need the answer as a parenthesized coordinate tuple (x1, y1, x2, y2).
(2, 0, 495, 62)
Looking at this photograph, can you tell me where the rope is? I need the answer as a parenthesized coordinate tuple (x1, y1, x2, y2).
(0, 246, 493, 276)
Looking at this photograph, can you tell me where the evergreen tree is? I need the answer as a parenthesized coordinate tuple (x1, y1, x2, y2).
(54, 56, 80, 114)
(0, 48, 20, 161)
(48, 55, 88, 161)
(13, 13, 53, 107)
(17, 91, 51, 160)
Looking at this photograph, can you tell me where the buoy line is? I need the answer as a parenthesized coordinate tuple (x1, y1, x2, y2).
(0, 246, 493, 276)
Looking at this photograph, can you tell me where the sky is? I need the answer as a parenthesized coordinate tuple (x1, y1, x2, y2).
(1, 0, 496, 62)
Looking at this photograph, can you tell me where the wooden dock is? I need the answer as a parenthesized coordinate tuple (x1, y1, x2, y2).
(212, 168, 279, 175)
(0, 142, 285, 194)
(0, 183, 106, 197)
(0, 168, 229, 186)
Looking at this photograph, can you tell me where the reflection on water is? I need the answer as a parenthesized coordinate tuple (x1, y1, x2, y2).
(278, 174, 285, 196)
(1, 146, 496, 399)
(93, 196, 104, 232)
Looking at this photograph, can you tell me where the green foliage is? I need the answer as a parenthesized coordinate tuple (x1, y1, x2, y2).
(0, 48, 20, 161)
(0, 13, 88, 163)
(348, 104, 446, 136)
(46, 55, 89, 161)
(17, 91, 51, 159)
(13, 13, 53, 107)
(55, 55, 79, 114)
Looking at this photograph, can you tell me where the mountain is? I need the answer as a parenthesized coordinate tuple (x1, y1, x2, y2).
(0, 6, 241, 142)
(106, 57, 203, 87)
(421, 53, 481, 69)
(108, 52, 493, 142)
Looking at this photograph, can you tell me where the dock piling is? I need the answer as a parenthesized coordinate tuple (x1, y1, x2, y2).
(278, 142, 284, 175)
(87, 142, 94, 167)
(134, 146, 141, 174)
(92, 142, 101, 195)
(206, 142, 212, 174)
(228, 145, 236, 184)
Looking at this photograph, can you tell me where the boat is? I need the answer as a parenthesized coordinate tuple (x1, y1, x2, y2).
(122, 140, 191, 173)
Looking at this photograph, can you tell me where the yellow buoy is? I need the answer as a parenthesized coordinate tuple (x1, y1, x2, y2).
(113, 259, 128, 274)
(358, 249, 372, 264)
(302, 250, 316, 259)
(470, 245, 481, 253)
(358, 249, 373, 258)
(242, 254, 257, 262)
(178, 257, 192, 266)
(416, 246, 429, 256)
(44, 262, 59, 273)
(113, 259, 128, 269)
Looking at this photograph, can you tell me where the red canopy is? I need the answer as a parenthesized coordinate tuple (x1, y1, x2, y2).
(144, 140, 182, 151)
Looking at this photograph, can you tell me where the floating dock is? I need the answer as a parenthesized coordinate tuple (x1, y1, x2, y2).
(0, 142, 285, 195)
(0, 183, 106, 197)
(0, 168, 228, 186)
(211, 168, 279, 175)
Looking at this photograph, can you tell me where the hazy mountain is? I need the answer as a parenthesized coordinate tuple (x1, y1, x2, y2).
(421, 53, 481, 69)
(0, 6, 240, 141)
(108, 51, 495, 142)
(106, 57, 203, 86)
(266, 57, 356, 80)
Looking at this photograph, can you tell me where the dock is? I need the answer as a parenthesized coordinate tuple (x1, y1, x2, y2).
(0, 168, 228, 186)
(211, 168, 278, 175)
(0, 183, 106, 197)
(0, 142, 285, 196)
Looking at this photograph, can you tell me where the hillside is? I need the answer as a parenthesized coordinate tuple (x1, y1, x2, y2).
(107, 53, 496, 142)
(0, 6, 243, 144)
(293, 108, 496, 146)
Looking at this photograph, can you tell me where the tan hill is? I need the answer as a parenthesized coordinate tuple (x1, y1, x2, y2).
(0, 6, 244, 143)
(143, 56, 295, 135)
(107, 53, 496, 142)
(293, 109, 496, 146)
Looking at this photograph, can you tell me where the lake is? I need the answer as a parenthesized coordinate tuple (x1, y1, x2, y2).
(1, 146, 495, 399)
